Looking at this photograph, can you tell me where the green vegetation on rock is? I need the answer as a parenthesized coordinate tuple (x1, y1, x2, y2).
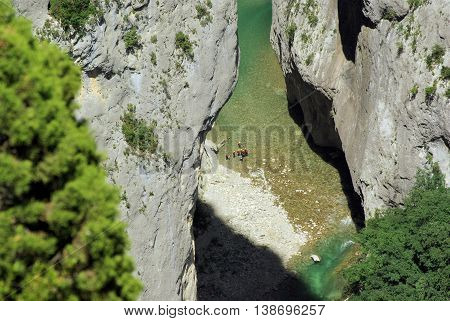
(0, 3, 141, 300)
(345, 160, 449, 300)
(301, 32, 310, 44)
(175, 31, 194, 59)
(410, 84, 419, 99)
(121, 104, 158, 155)
(124, 27, 141, 52)
(396, 42, 404, 56)
(397, 15, 421, 53)
(382, 7, 397, 21)
(440, 66, 450, 81)
(424, 82, 437, 103)
(150, 51, 157, 66)
(196, 2, 213, 27)
(302, 0, 319, 27)
(305, 53, 314, 66)
(408, 0, 427, 11)
(425, 44, 445, 71)
(49, 0, 100, 33)
(286, 23, 297, 44)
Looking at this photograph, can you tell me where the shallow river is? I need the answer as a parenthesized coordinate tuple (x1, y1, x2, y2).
(208, 0, 358, 300)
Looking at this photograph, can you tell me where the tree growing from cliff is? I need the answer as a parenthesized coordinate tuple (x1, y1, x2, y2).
(0, 3, 141, 300)
(344, 160, 449, 300)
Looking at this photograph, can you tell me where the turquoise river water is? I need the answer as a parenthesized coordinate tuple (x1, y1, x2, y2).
(208, 0, 358, 300)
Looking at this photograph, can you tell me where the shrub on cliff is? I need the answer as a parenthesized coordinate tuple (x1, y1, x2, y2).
(424, 82, 437, 104)
(425, 44, 445, 71)
(409, 84, 419, 99)
(121, 104, 158, 155)
(124, 27, 141, 52)
(0, 3, 141, 300)
(302, 0, 319, 27)
(344, 160, 449, 300)
(175, 31, 194, 59)
(49, 0, 101, 33)
(408, 0, 427, 11)
(441, 66, 450, 81)
(286, 23, 297, 44)
(195, 3, 213, 26)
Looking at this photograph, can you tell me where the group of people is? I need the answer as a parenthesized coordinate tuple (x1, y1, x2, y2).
(225, 142, 249, 161)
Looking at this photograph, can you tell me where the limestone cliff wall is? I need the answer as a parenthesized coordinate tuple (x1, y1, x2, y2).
(13, 0, 238, 300)
(271, 0, 449, 215)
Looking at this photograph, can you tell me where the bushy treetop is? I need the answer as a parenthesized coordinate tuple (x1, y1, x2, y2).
(0, 2, 141, 300)
(345, 161, 449, 301)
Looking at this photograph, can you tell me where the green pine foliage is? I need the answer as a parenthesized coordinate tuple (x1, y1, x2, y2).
(0, 3, 141, 300)
(344, 161, 449, 300)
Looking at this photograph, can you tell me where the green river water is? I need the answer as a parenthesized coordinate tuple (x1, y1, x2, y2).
(208, 0, 359, 300)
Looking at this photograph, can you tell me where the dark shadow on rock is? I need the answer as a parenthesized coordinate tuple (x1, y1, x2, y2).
(287, 101, 365, 230)
(194, 200, 319, 301)
(282, 62, 365, 229)
(338, 0, 375, 62)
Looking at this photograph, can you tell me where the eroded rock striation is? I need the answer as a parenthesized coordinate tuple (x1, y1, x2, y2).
(271, 0, 449, 215)
(13, 0, 238, 300)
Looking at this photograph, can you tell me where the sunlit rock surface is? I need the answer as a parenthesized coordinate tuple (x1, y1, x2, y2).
(14, 0, 238, 300)
(271, 0, 449, 215)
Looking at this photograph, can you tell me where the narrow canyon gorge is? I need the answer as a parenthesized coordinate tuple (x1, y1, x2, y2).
(11, 0, 449, 300)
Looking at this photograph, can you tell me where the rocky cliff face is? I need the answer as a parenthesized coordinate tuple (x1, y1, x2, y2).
(271, 0, 449, 215)
(13, 0, 238, 300)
